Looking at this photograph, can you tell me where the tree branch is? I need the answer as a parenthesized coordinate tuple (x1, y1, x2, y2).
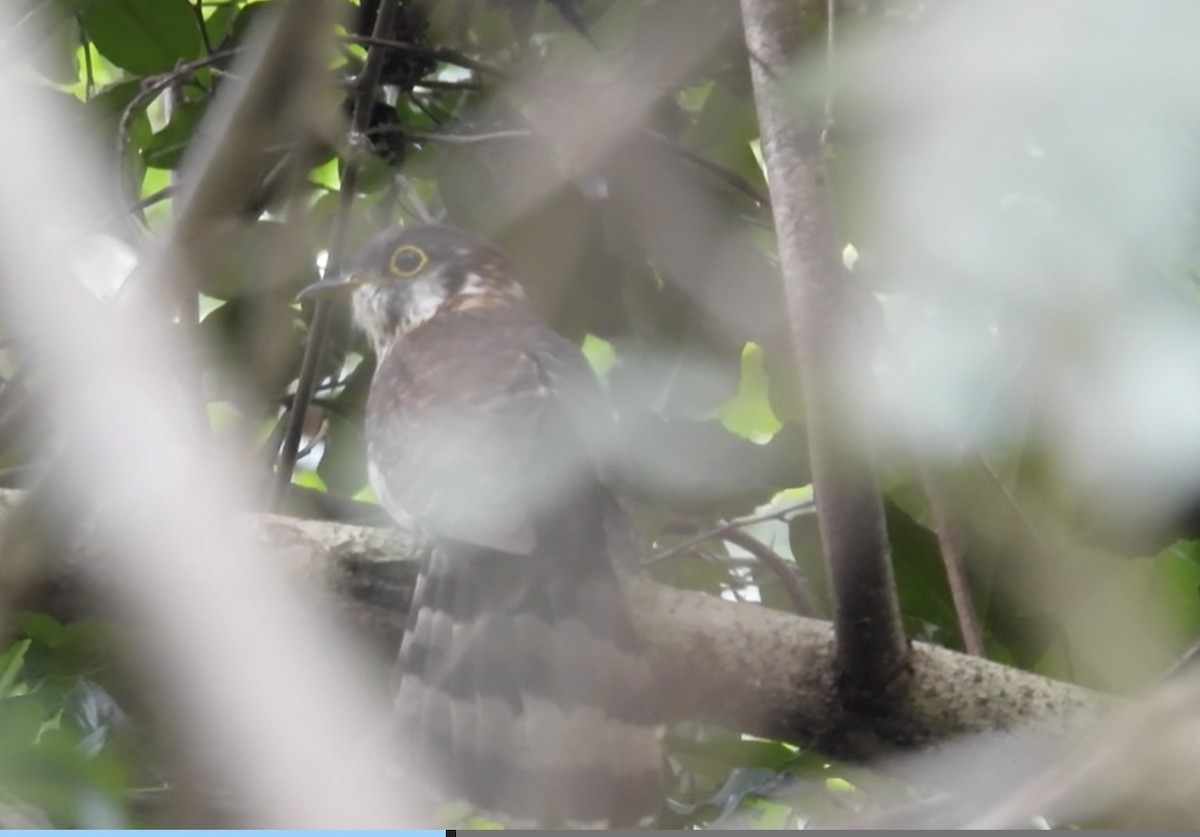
(740, 0, 908, 704)
(719, 527, 815, 617)
(917, 460, 985, 656)
(5, 488, 1104, 760)
(272, 0, 403, 507)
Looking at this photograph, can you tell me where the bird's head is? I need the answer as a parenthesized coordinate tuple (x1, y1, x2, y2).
(298, 224, 526, 355)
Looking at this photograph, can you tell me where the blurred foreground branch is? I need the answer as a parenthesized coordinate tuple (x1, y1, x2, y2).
(0, 2, 416, 825)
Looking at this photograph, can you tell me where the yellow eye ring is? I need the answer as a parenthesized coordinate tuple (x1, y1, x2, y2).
(389, 244, 428, 277)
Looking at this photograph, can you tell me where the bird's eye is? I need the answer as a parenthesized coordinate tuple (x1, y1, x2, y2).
(389, 245, 428, 277)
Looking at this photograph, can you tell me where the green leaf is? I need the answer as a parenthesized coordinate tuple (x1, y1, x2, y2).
(741, 797, 793, 829)
(352, 483, 379, 504)
(201, 0, 240, 47)
(206, 401, 238, 432)
(14, 612, 69, 648)
(79, 0, 203, 75)
(581, 334, 616, 380)
(720, 342, 782, 443)
(0, 640, 31, 697)
(1152, 541, 1200, 641)
(293, 469, 327, 492)
(17, 618, 114, 682)
(141, 98, 208, 170)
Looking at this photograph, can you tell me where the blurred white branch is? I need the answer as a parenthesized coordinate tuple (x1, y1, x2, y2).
(0, 0, 417, 826)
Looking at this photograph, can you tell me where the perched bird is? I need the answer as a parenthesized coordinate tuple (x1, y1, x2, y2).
(299, 224, 663, 827)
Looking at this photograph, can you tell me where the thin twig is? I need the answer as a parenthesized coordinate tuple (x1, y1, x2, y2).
(405, 91, 446, 126)
(192, 0, 214, 56)
(345, 34, 508, 78)
(976, 453, 1076, 680)
(917, 461, 984, 656)
(413, 78, 483, 91)
(277, 375, 358, 407)
(404, 128, 531, 144)
(0, 4, 44, 52)
(164, 75, 207, 439)
(82, 30, 95, 99)
(403, 124, 773, 208)
(258, 408, 291, 467)
(644, 130, 772, 208)
(720, 528, 813, 616)
(271, 0, 403, 509)
(122, 184, 177, 219)
(294, 418, 328, 463)
(116, 49, 239, 172)
(394, 175, 438, 224)
(646, 497, 814, 565)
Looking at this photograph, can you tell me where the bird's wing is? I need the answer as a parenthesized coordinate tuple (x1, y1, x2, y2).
(365, 305, 617, 554)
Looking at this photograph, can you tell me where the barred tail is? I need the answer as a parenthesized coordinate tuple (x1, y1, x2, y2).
(394, 542, 663, 827)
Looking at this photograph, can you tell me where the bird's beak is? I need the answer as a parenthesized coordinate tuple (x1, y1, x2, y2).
(296, 271, 364, 301)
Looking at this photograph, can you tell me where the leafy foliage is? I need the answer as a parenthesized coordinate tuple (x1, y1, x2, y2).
(7, 0, 1200, 828)
(0, 614, 143, 828)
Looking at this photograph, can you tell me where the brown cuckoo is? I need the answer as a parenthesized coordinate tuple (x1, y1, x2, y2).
(299, 224, 663, 827)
